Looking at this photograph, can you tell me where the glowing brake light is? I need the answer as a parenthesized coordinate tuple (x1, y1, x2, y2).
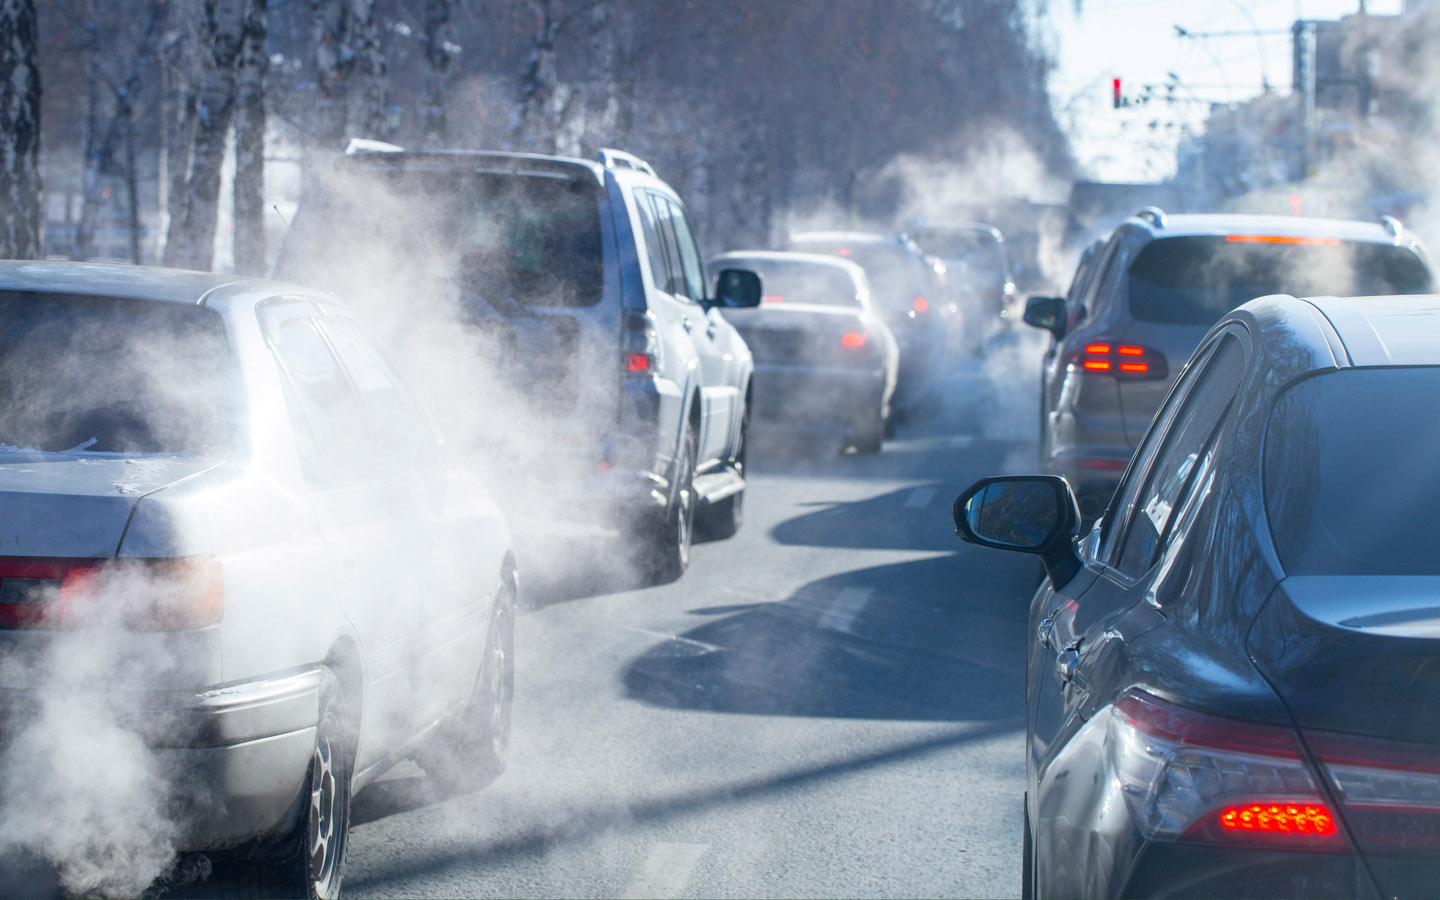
(837, 248, 853, 257)
(763, 295, 785, 303)
(913, 297, 930, 313)
(1073, 339, 1166, 379)
(625, 352, 652, 373)
(841, 331, 867, 348)
(1219, 804, 1337, 837)
(1225, 235, 1341, 246)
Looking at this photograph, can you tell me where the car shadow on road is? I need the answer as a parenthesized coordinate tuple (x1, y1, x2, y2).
(768, 482, 964, 553)
(624, 552, 1035, 722)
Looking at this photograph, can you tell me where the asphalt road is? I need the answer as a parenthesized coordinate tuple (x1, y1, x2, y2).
(338, 329, 1049, 899)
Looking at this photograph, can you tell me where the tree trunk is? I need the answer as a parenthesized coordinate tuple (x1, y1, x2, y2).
(421, 0, 451, 146)
(233, 0, 268, 275)
(0, 0, 43, 260)
(312, 0, 354, 149)
(510, 0, 558, 152)
(352, 0, 386, 139)
(165, 0, 247, 271)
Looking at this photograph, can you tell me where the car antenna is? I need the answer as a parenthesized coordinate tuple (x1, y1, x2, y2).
(271, 204, 333, 292)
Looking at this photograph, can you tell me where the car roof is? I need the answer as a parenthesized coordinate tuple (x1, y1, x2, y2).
(1128, 212, 1411, 246)
(337, 147, 610, 186)
(1307, 294, 1440, 367)
(786, 231, 901, 246)
(908, 222, 1004, 240)
(0, 260, 319, 308)
(710, 249, 866, 275)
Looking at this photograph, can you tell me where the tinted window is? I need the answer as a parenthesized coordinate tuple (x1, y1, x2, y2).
(0, 292, 237, 454)
(293, 167, 604, 308)
(720, 261, 860, 308)
(1264, 367, 1440, 575)
(1128, 236, 1432, 325)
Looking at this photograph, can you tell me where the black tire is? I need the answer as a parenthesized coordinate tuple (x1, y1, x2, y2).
(416, 583, 515, 792)
(882, 405, 897, 440)
(851, 409, 884, 455)
(636, 426, 695, 584)
(259, 668, 353, 899)
(1022, 794, 1035, 900)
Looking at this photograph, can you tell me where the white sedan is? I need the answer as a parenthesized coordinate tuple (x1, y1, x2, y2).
(0, 261, 514, 898)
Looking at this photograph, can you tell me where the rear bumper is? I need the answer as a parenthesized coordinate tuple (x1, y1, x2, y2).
(2, 668, 321, 851)
(751, 364, 885, 434)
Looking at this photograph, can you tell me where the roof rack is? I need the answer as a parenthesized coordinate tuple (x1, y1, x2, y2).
(344, 138, 404, 155)
(1135, 206, 1167, 228)
(597, 147, 656, 177)
(1380, 215, 1403, 238)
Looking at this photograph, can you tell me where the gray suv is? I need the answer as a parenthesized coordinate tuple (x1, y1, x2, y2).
(1026, 209, 1433, 520)
(277, 145, 761, 582)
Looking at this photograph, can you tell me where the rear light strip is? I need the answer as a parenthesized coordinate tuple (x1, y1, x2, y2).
(0, 557, 223, 631)
(1072, 340, 1168, 379)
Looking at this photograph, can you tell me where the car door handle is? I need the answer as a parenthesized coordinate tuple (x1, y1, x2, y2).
(1037, 616, 1055, 649)
(1056, 645, 1080, 683)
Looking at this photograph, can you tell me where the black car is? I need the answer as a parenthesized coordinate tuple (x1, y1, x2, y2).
(953, 292, 1440, 898)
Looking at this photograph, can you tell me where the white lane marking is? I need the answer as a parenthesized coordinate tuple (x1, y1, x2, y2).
(623, 625, 723, 653)
(622, 842, 709, 899)
(816, 586, 874, 634)
(948, 435, 975, 448)
(904, 486, 937, 509)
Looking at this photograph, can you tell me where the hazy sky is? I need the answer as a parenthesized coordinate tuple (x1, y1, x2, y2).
(1048, 0, 1406, 179)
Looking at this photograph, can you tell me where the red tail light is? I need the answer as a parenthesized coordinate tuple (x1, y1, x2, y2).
(0, 557, 224, 631)
(625, 352, 652, 373)
(1107, 691, 1349, 850)
(1071, 339, 1168, 379)
(622, 311, 661, 375)
(1310, 732, 1440, 855)
(913, 297, 930, 313)
(841, 331, 867, 348)
(763, 295, 785, 303)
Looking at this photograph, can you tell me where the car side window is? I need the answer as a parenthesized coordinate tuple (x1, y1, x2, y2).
(1110, 335, 1246, 577)
(269, 315, 371, 485)
(636, 192, 672, 295)
(648, 195, 694, 301)
(320, 317, 434, 466)
(1079, 238, 1124, 317)
(665, 199, 707, 304)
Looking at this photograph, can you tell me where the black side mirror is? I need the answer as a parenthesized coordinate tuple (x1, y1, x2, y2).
(1023, 295, 1067, 340)
(952, 474, 1083, 587)
(713, 269, 762, 308)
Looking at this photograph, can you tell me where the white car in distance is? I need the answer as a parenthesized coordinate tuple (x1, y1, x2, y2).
(0, 261, 514, 898)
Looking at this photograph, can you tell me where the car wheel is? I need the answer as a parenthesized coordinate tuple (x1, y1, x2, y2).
(851, 409, 884, 455)
(1022, 794, 1035, 900)
(636, 426, 695, 583)
(258, 668, 353, 900)
(416, 581, 515, 792)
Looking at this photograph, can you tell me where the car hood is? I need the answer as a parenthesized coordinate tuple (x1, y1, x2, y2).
(0, 451, 220, 557)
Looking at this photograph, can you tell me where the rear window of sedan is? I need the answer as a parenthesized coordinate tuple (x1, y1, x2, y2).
(1263, 367, 1440, 575)
(724, 261, 862, 308)
(0, 292, 238, 454)
(1128, 236, 1432, 326)
(788, 243, 930, 315)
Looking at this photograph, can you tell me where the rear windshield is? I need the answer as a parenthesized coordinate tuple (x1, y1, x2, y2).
(289, 166, 605, 308)
(908, 229, 1007, 284)
(1128, 236, 1432, 325)
(0, 292, 238, 454)
(720, 260, 861, 308)
(787, 241, 928, 314)
(1264, 367, 1440, 575)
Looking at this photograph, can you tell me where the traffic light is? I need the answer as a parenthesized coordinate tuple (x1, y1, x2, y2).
(1113, 77, 1122, 109)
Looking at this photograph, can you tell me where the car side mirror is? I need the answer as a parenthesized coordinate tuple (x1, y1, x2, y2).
(1023, 295, 1067, 340)
(713, 269, 762, 308)
(953, 474, 1083, 587)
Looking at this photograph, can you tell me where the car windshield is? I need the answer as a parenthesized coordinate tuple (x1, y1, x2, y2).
(1263, 367, 1440, 576)
(1128, 236, 1432, 325)
(908, 229, 1007, 284)
(788, 241, 928, 315)
(725, 260, 861, 308)
(294, 167, 605, 308)
(0, 292, 238, 454)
